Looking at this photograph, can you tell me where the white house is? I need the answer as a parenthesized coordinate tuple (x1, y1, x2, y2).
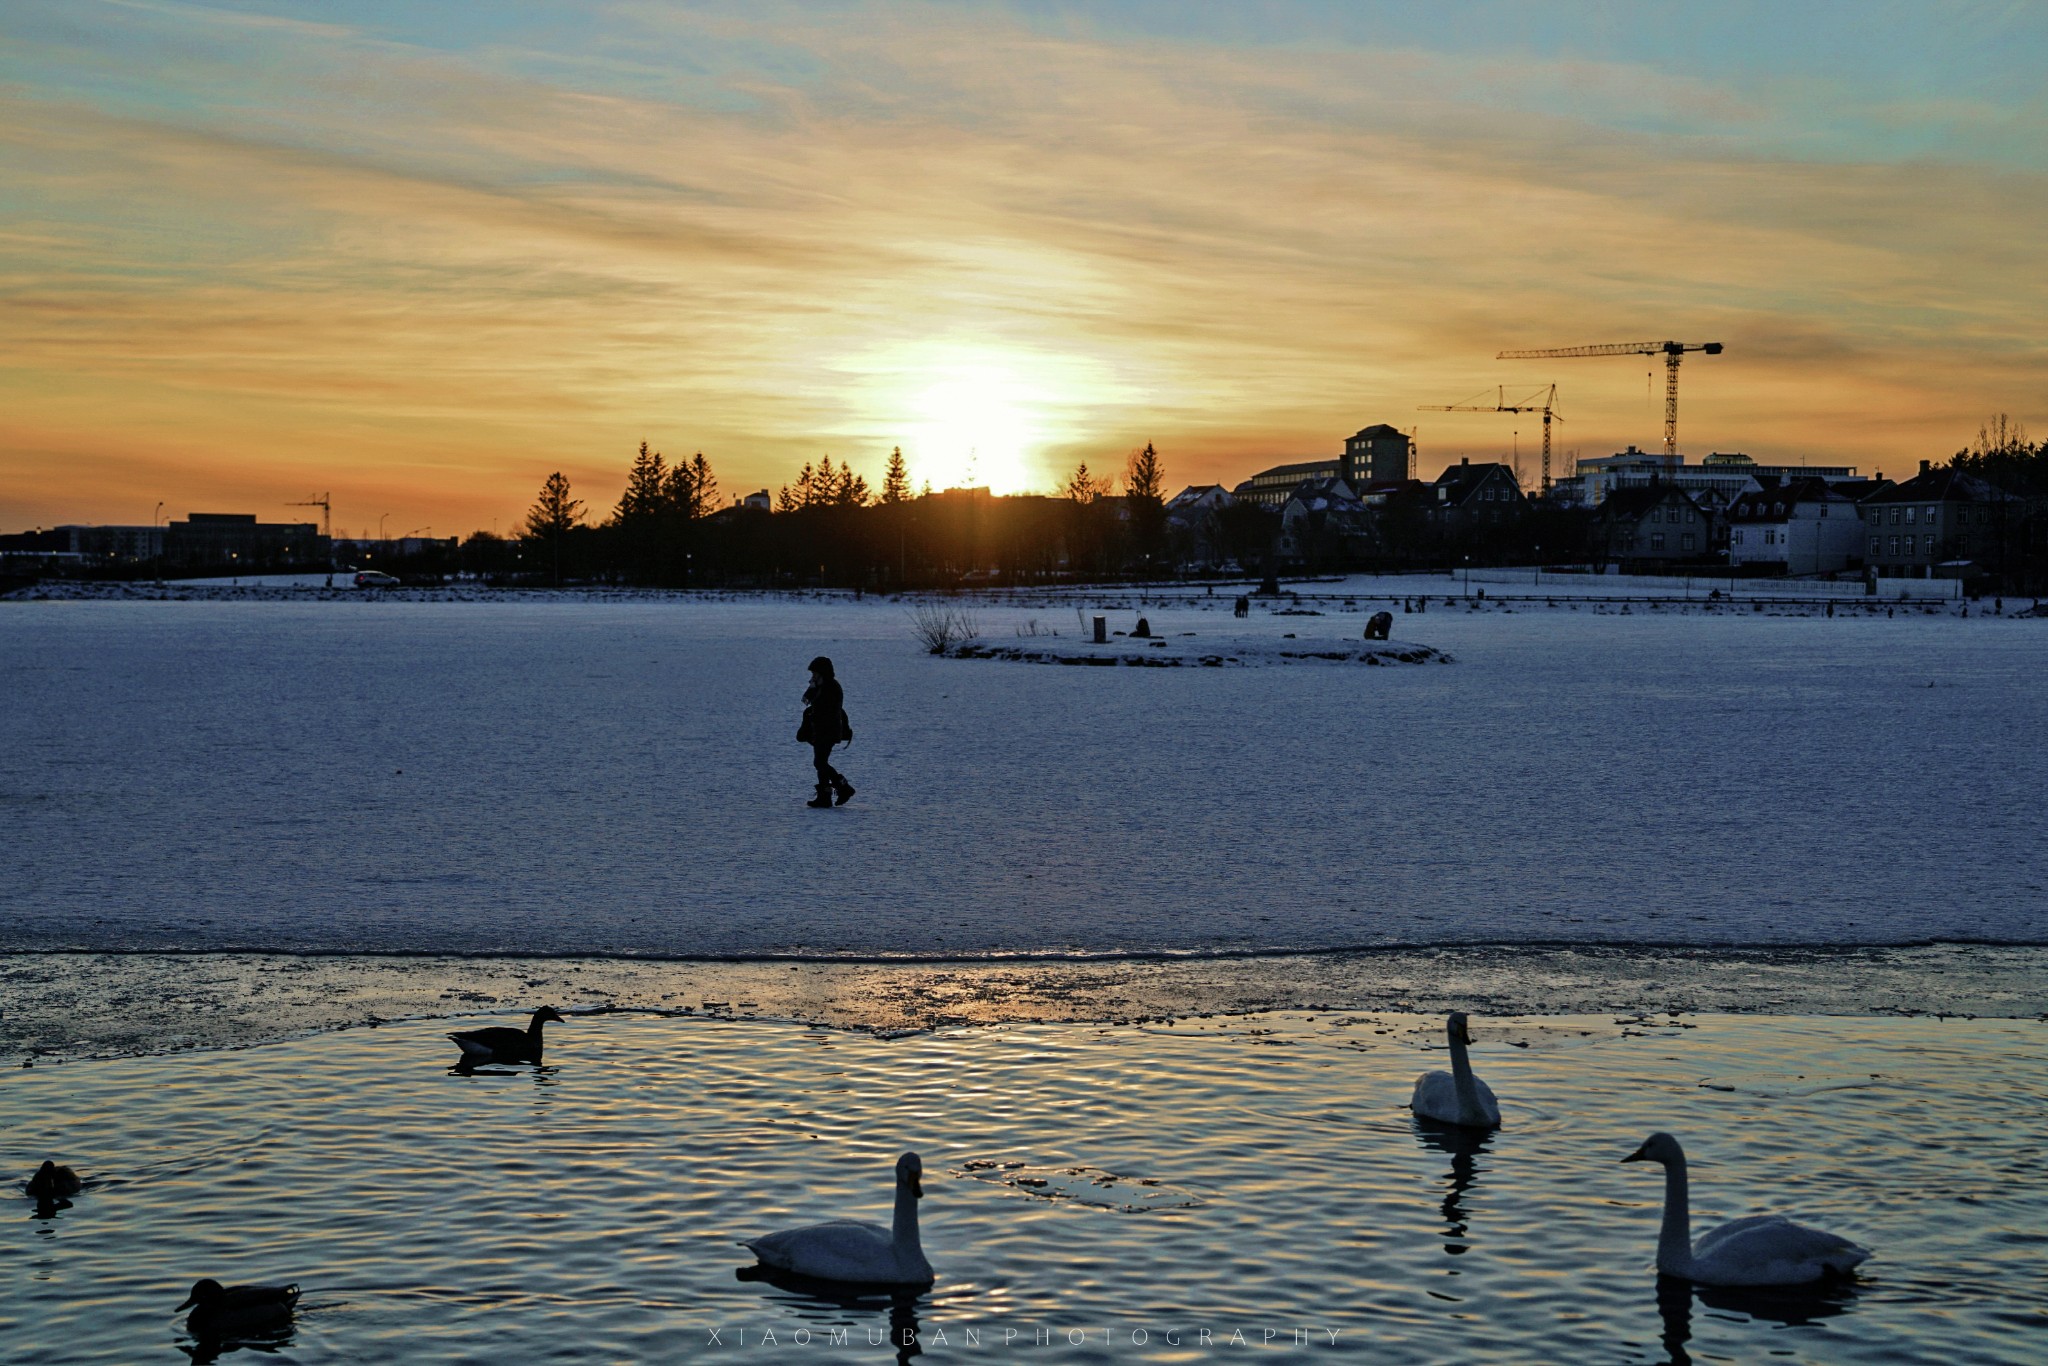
(1725, 477, 1866, 575)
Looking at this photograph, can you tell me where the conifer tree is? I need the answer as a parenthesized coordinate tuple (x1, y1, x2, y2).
(881, 447, 912, 505)
(523, 471, 584, 584)
(613, 441, 665, 525)
(688, 452, 718, 518)
(835, 463, 870, 507)
(1124, 441, 1168, 572)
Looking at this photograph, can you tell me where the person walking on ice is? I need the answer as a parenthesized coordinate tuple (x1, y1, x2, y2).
(799, 655, 855, 808)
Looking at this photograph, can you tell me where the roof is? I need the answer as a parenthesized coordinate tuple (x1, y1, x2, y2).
(1349, 424, 1408, 442)
(1282, 476, 1363, 512)
(1862, 466, 2019, 505)
(1596, 484, 1699, 521)
(1432, 461, 1522, 506)
(1725, 477, 1853, 522)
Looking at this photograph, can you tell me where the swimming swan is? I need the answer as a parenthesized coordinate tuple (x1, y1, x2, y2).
(743, 1152, 933, 1285)
(1623, 1132, 1870, 1287)
(448, 1006, 565, 1067)
(1410, 1012, 1500, 1129)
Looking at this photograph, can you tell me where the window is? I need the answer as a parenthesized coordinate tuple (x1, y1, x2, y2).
(1682, 533, 1696, 551)
(1870, 537, 1881, 556)
(1651, 532, 1666, 551)
(1905, 534, 1915, 555)
(1651, 507, 1662, 522)
(1925, 507, 1938, 527)
(1892, 508, 1903, 526)
(1733, 529, 1745, 545)
(1765, 530, 1776, 546)
(1773, 502, 1784, 516)
(1889, 535, 1900, 555)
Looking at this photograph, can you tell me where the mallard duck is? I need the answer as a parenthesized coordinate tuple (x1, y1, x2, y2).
(743, 1152, 933, 1285)
(1624, 1132, 1871, 1286)
(448, 1005, 565, 1066)
(1410, 1012, 1501, 1129)
(25, 1160, 83, 1200)
(176, 1278, 300, 1336)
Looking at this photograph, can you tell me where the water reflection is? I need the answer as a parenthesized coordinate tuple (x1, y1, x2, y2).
(177, 1321, 296, 1363)
(1413, 1121, 1493, 1257)
(1652, 1273, 1860, 1366)
(735, 1264, 927, 1364)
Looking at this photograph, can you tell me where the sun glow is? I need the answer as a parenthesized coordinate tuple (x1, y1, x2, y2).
(900, 364, 1048, 495)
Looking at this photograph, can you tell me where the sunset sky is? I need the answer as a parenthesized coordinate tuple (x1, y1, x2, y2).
(3, 1, 2044, 535)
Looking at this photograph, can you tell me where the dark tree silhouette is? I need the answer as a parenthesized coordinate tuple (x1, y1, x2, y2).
(523, 471, 584, 585)
(881, 447, 912, 505)
(1124, 441, 1167, 573)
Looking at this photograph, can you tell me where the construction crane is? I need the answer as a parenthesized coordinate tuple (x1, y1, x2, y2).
(1419, 384, 1563, 494)
(1496, 340, 1721, 458)
(286, 492, 334, 585)
(286, 492, 331, 539)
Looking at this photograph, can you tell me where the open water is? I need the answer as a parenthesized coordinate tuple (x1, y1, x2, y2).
(7, 1011, 2045, 1364)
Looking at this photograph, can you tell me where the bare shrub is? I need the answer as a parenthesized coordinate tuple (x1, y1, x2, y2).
(909, 601, 981, 654)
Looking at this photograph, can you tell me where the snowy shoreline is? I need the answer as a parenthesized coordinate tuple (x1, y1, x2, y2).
(6, 942, 2044, 1064)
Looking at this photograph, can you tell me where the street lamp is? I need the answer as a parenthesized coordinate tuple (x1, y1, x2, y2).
(153, 501, 165, 585)
(1534, 543, 1541, 587)
(1463, 554, 1471, 598)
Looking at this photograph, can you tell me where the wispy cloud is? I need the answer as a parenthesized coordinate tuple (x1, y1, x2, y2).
(1, 0, 2043, 528)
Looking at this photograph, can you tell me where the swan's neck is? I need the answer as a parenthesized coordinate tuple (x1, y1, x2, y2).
(1447, 1032, 1483, 1124)
(1655, 1158, 1694, 1277)
(892, 1181, 922, 1254)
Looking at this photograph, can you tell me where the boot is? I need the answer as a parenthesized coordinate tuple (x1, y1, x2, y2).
(806, 783, 834, 808)
(832, 777, 856, 806)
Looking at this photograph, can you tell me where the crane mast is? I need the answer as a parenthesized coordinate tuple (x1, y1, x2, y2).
(1496, 340, 1721, 458)
(1418, 385, 1562, 494)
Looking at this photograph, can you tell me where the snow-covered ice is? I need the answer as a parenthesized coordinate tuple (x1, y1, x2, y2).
(2, 589, 2043, 956)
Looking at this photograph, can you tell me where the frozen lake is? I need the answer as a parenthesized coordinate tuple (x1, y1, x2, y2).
(2, 591, 2044, 956)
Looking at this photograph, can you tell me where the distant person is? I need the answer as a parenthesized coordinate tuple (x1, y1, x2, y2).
(799, 656, 855, 808)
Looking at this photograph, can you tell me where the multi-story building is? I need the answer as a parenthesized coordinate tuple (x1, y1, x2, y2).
(1233, 421, 1415, 508)
(1859, 462, 2021, 578)
(1429, 458, 1526, 532)
(1725, 477, 1868, 575)
(1342, 425, 1414, 486)
(164, 513, 327, 569)
(1594, 483, 1712, 571)
(1233, 458, 1340, 509)
(1552, 449, 1861, 508)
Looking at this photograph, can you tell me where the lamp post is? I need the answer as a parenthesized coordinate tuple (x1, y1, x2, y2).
(153, 501, 165, 585)
(1534, 543, 1541, 587)
(1463, 554, 1470, 598)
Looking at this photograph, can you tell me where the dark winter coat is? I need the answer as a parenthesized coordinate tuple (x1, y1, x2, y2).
(799, 677, 850, 746)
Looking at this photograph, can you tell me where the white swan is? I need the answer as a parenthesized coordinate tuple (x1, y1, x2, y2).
(1623, 1132, 1870, 1287)
(742, 1152, 933, 1285)
(1410, 1012, 1500, 1129)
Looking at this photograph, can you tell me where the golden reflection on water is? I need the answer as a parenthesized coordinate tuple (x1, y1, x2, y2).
(4, 1011, 2046, 1364)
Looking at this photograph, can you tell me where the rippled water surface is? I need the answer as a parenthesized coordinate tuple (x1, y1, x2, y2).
(7, 1012, 2044, 1363)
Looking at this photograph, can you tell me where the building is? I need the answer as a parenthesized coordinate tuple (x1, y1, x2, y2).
(0, 524, 162, 564)
(1429, 458, 1526, 532)
(1726, 478, 1868, 575)
(1594, 484, 1712, 571)
(1552, 448, 1861, 509)
(1342, 425, 1414, 486)
(1233, 459, 1339, 508)
(1859, 461, 2022, 578)
(1277, 477, 1372, 567)
(1163, 484, 1236, 569)
(164, 513, 327, 569)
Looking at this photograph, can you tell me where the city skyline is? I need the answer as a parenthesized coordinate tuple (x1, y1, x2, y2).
(4, 1, 2044, 535)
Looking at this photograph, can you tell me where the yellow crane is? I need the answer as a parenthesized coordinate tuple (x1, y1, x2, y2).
(1496, 340, 1721, 458)
(1418, 384, 1562, 494)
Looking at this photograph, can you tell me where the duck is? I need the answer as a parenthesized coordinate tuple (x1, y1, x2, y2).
(742, 1152, 933, 1286)
(25, 1160, 83, 1200)
(1410, 1012, 1501, 1129)
(175, 1278, 301, 1336)
(448, 1005, 565, 1067)
(1623, 1132, 1871, 1287)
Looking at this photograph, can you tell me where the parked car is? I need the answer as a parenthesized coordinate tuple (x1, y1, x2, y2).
(354, 570, 400, 588)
